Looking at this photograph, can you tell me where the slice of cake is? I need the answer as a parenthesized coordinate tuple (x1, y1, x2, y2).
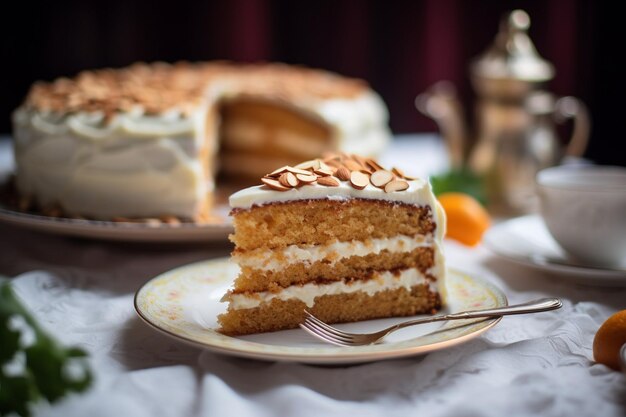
(218, 153, 447, 335)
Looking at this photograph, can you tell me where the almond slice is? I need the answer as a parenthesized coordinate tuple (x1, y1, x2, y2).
(353, 154, 370, 168)
(279, 172, 299, 188)
(286, 166, 314, 176)
(391, 167, 417, 180)
(366, 158, 385, 172)
(296, 173, 318, 183)
(370, 170, 394, 188)
(324, 159, 342, 168)
(344, 160, 364, 171)
(350, 171, 370, 190)
(384, 179, 410, 193)
(318, 160, 333, 171)
(314, 168, 334, 177)
(317, 176, 340, 187)
(261, 177, 291, 191)
(294, 159, 320, 171)
(335, 166, 351, 181)
(267, 165, 290, 177)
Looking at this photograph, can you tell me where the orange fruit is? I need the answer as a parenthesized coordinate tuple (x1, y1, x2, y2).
(438, 192, 491, 246)
(593, 310, 626, 370)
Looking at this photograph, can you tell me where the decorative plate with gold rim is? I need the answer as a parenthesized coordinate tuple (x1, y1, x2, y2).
(134, 258, 507, 364)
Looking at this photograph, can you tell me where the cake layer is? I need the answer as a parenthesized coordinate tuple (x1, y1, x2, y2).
(230, 199, 438, 251)
(219, 99, 332, 157)
(233, 246, 436, 293)
(224, 267, 438, 308)
(234, 234, 433, 271)
(218, 284, 441, 335)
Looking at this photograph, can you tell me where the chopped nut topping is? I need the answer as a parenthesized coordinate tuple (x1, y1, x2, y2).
(23, 62, 368, 120)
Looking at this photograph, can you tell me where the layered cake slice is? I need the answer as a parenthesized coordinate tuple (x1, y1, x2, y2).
(218, 153, 447, 335)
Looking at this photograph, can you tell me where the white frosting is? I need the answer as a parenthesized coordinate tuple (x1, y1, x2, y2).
(12, 85, 389, 219)
(235, 235, 434, 271)
(224, 267, 436, 310)
(12, 107, 208, 219)
(229, 178, 446, 243)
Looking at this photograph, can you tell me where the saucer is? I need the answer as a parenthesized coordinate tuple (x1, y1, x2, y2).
(483, 215, 626, 286)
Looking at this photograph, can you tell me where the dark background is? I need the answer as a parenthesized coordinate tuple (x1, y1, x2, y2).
(1, 0, 624, 165)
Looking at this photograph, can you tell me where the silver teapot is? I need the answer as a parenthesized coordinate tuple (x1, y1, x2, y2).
(416, 10, 590, 213)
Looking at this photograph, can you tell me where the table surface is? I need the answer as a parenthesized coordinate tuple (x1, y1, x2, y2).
(1, 135, 625, 417)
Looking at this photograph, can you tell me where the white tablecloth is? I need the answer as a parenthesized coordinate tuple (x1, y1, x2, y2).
(1, 136, 625, 417)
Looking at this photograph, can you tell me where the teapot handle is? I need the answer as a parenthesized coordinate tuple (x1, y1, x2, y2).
(554, 96, 591, 157)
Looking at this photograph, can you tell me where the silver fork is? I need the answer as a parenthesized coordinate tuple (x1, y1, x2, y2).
(299, 297, 562, 346)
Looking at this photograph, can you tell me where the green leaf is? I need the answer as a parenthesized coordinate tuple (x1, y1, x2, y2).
(0, 283, 93, 417)
(430, 168, 487, 205)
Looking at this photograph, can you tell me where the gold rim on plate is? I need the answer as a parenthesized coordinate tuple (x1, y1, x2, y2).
(134, 258, 507, 364)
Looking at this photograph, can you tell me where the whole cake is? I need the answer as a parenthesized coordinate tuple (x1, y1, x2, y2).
(219, 153, 447, 335)
(11, 62, 390, 221)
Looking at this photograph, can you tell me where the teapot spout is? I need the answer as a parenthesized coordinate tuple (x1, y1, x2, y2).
(416, 81, 468, 169)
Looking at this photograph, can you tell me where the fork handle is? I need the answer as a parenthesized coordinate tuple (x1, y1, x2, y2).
(394, 297, 562, 330)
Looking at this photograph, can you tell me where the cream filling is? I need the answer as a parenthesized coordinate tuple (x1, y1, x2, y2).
(223, 267, 436, 310)
(235, 235, 434, 272)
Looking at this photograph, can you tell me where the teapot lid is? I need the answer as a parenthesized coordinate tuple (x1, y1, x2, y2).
(471, 10, 554, 83)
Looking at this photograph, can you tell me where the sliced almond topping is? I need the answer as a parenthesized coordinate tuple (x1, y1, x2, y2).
(366, 158, 385, 172)
(294, 159, 320, 171)
(324, 159, 342, 168)
(391, 167, 404, 177)
(268, 165, 290, 177)
(261, 177, 291, 191)
(317, 176, 340, 187)
(318, 160, 333, 171)
(391, 167, 417, 180)
(279, 172, 299, 188)
(370, 170, 394, 188)
(350, 171, 370, 190)
(384, 179, 410, 193)
(353, 154, 370, 168)
(286, 166, 314, 176)
(344, 160, 364, 171)
(314, 168, 334, 177)
(335, 166, 351, 181)
(296, 173, 318, 183)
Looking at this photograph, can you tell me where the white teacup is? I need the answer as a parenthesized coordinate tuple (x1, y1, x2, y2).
(536, 165, 626, 267)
